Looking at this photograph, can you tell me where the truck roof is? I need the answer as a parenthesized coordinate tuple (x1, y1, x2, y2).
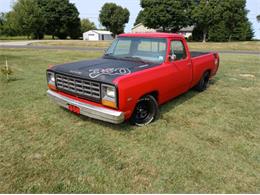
(119, 32, 184, 39)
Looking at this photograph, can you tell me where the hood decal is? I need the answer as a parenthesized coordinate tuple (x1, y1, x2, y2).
(51, 58, 160, 84)
(89, 67, 131, 79)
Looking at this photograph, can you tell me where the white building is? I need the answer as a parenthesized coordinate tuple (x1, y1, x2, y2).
(131, 23, 194, 39)
(178, 26, 194, 39)
(83, 30, 113, 41)
(131, 23, 156, 33)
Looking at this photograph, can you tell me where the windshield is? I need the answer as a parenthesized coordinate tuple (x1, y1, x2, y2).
(104, 37, 167, 63)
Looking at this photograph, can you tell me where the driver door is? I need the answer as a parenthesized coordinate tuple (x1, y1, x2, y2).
(170, 39, 193, 93)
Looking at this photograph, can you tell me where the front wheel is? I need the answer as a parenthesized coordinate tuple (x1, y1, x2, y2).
(130, 95, 159, 126)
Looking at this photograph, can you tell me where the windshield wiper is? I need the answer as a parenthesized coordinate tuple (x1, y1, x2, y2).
(104, 52, 113, 56)
(123, 56, 147, 63)
(103, 53, 118, 59)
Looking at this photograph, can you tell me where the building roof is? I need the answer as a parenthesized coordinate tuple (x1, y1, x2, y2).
(132, 23, 155, 31)
(84, 30, 112, 35)
(179, 26, 194, 32)
(132, 23, 194, 33)
(131, 23, 144, 30)
(119, 32, 184, 39)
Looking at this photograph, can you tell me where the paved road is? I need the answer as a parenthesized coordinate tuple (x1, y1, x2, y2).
(0, 43, 259, 55)
(0, 40, 43, 46)
(205, 50, 259, 55)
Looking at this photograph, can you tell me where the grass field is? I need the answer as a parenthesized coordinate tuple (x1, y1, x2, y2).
(31, 40, 260, 51)
(188, 41, 260, 51)
(0, 35, 54, 41)
(31, 40, 112, 48)
(0, 48, 259, 193)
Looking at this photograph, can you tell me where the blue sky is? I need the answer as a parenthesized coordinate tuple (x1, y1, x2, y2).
(1, 0, 259, 39)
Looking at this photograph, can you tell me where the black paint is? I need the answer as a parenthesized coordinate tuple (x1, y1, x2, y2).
(50, 57, 160, 84)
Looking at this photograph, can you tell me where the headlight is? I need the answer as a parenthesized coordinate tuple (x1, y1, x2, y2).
(47, 71, 56, 90)
(101, 84, 117, 108)
(105, 86, 116, 98)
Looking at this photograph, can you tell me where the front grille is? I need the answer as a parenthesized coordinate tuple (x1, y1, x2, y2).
(56, 74, 101, 101)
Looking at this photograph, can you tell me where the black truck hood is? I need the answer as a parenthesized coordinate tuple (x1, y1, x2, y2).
(51, 57, 160, 84)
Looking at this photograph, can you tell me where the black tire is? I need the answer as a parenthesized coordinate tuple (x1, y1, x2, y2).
(195, 71, 210, 92)
(130, 95, 159, 126)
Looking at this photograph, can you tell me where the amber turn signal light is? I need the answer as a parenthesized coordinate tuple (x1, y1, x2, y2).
(48, 84, 57, 91)
(102, 99, 117, 109)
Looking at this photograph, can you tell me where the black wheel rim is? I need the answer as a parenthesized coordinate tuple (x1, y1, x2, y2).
(136, 103, 149, 120)
(134, 100, 153, 124)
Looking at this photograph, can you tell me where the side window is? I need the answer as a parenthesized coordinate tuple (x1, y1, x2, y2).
(137, 40, 166, 53)
(170, 40, 186, 61)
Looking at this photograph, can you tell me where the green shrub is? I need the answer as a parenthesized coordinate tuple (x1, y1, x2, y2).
(1, 59, 13, 81)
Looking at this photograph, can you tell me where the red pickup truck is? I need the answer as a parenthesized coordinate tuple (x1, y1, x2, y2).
(47, 33, 219, 126)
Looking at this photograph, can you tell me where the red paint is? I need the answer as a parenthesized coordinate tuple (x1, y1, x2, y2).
(114, 33, 219, 119)
(68, 104, 80, 114)
(50, 33, 219, 121)
(119, 32, 184, 39)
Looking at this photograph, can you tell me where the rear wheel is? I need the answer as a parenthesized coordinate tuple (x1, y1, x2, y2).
(130, 95, 159, 126)
(195, 71, 210, 92)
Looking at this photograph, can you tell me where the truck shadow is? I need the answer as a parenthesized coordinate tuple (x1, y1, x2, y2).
(159, 79, 218, 117)
(78, 114, 134, 131)
(77, 79, 218, 131)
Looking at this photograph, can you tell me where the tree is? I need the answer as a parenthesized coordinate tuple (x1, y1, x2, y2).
(211, 0, 253, 41)
(0, 13, 5, 35)
(139, 0, 193, 32)
(81, 18, 96, 34)
(257, 15, 260, 22)
(192, 0, 214, 42)
(0, 13, 4, 27)
(0, 12, 18, 36)
(233, 19, 254, 41)
(208, 21, 229, 42)
(99, 3, 129, 37)
(12, 0, 45, 39)
(192, 0, 254, 42)
(134, 10, 145, 26)
(37, 0, 81, 39)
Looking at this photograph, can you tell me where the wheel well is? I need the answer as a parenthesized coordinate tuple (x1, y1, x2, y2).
(205, 69, 211, 76)
(140, 91, 159, 101)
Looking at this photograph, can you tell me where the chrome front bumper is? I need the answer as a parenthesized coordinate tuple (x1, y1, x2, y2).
(47, 90, 125, 124)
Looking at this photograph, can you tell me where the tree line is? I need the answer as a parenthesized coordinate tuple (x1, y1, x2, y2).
(0, 0, 257, 42)
(136, 0, 254, 42)
(0, 0, 97, 39)
(0, 0, 129, 39)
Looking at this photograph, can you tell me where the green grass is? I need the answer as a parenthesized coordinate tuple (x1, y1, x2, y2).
(31, 40, 112, 48)
(0, 35, 53, 41)
(0, 49, 260, 193)
(188, 41, 260, 52)
(30, 40, 260, 51)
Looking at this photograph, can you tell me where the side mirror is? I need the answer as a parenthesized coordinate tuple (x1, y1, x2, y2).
(168, 54, 177, 62)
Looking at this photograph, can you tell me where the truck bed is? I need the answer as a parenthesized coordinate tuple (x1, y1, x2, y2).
(190, 51, 211, 58)
(190, 51, 217, 88)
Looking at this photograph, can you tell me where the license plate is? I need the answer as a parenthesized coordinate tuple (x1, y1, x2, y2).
(68, 104, 80, 114)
